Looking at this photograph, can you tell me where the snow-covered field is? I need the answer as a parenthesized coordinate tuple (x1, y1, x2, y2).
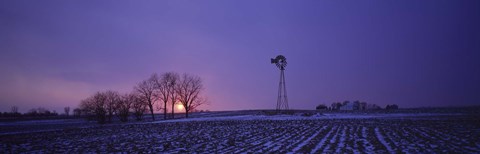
(1, 112, 479, 153)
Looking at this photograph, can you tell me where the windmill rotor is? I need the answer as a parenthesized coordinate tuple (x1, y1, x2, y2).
(271, 55, 287, 70)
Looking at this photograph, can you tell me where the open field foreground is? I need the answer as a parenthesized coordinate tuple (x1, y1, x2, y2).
(1, 113, 480, 153)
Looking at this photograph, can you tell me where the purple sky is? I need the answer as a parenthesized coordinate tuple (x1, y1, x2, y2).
(1, 0, 479, 113)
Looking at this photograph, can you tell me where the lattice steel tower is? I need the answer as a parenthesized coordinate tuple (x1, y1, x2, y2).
(271, 55, 289, 110)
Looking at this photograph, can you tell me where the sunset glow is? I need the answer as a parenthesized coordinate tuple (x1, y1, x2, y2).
(0, 0, 479, 113)
(176, 104, 184, 111)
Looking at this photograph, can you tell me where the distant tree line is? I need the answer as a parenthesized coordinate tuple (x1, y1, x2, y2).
(316, 101, 398, 111)
(78, 72, 207, 124)
(1, 106, 64, 118)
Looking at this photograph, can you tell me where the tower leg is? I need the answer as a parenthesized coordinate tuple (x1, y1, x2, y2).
(282, 70, 288, 110)
(276, 69, 288, 111)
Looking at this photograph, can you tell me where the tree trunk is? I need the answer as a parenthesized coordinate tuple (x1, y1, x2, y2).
(185, 110, 189, 118)
(149, 104, 155, 121)
(164, 101, 167, 120)
(172, 103, 175, 119)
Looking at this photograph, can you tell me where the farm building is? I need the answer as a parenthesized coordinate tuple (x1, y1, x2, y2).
(366, 104, 381, 110)
(340, 102, 354, 110)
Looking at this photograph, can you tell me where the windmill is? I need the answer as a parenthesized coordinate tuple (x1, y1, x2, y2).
(271, 55, 289, 110)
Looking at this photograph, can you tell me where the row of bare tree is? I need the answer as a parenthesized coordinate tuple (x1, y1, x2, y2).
(79, 72, 206, 123)
(79, 91, 144, 123)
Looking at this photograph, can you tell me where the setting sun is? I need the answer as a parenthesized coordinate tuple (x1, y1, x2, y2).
(176, 104, 184, 111)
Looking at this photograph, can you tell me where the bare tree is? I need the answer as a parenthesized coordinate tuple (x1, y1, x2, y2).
(331, 102, 342, 110)
(135, 75, 158, 121)
(151, 73, 167, 120)
(64, 107, 70, 116)
(176, 73, 206, 118)
(73, 108, 81, 116)
(10, 106, 19, 118)
(166, 72, 179, 119)
(117, 93, 133, 122)
(153, 72, 179, 120)
(80, 97, 94, 116)
(11, 106, 18, 114)
(131, 92, 147, 121)
(105, 90, 120, 123)
(93, 92, 107, 124)
(80, 92, 108, 124)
